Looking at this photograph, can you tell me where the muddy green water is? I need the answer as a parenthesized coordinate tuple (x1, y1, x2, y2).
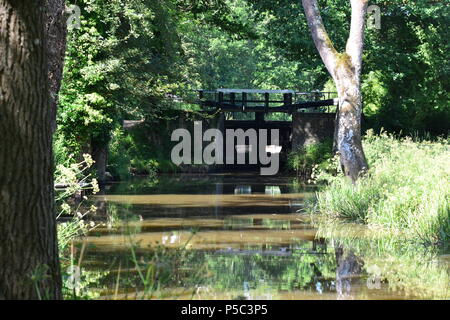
(76, 174, 449, 300)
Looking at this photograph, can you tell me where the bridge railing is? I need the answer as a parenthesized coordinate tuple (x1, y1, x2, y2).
(197, 89, 338, 113)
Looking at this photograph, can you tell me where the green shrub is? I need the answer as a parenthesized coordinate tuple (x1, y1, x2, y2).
(108, 128, 133, 179)
(287, 139, 334, 179)
(314, 131, 450, 245)
(54, 131, 77, 168)
(108, 125, 179, 179)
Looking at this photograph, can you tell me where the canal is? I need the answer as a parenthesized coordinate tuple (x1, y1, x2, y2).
(73, 174, 449, 299)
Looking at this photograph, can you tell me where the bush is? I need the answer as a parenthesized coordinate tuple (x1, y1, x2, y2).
(108, 128, 133, 180)
(314, 131, 450, 245)
(108, 125, 178, 180)
(287, 139, 334, 180)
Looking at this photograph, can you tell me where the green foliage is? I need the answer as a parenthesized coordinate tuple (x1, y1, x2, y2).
(314, 131, 450, 244)
(57, 0, 189, 159)
(287, 140, 334, 179)
(57, 0, 271, 168)
(248, 0, 449, 136)
(107, 128, 133, 180)
(55, 0, 449, 180)
(362, 1, 449, 136)
(182, 0, 313, 93)
(53, 155, 108, 299)
(108, 124, 177, 179)
(55, 154, 99, 254)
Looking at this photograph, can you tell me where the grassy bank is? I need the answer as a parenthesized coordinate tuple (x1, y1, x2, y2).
(312, 131, 449, 245)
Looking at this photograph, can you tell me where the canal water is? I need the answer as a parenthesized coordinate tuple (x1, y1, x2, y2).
(76, 174, 449, 300)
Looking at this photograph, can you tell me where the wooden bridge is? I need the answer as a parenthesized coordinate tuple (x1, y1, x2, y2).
(195, 89, 338, 171)
(197, 89, 338, 114)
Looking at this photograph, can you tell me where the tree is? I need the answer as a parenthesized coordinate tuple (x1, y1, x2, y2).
(0, 0, 62, 299)
(302, 0, 368, 181)
(57, 0, 187, 181)
(45, 0, 68, 132)
(55, 0, 256, 180)
(362, 2, 449, 136)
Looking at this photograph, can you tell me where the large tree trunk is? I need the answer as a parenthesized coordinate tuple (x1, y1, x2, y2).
(0, 0, 62, 299)
(302, 0, 368, 181)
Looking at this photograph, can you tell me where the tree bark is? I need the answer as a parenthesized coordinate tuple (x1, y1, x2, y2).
(0, 0, 62, 299)
(45, 0, 67, 132)
(302, 0, 368, 181)
(91, 138, 108, 183)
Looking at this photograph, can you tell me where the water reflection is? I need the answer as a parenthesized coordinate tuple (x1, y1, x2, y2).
(77, 174, 449, 300)
(265, 186, 281, 195)
(234, 185, 251, 194)
(334, 244, 364, 299)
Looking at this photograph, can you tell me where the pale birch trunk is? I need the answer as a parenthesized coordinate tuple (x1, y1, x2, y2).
(302, 0, 368, 181)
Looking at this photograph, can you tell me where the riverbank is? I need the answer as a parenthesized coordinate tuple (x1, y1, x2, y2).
(311, 131, 449, 246)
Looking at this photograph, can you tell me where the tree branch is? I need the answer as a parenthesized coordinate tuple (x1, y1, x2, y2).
(301, 0, 338, 79)
(345, 0, 368, 79)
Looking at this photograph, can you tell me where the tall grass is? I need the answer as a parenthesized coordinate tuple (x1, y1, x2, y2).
(314, 131, 449, 245)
